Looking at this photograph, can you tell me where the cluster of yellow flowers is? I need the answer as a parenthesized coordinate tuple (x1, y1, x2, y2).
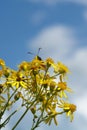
(0, 56, 76, 130)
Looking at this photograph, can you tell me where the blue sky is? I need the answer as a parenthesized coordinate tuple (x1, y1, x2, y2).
(0, 0, 87, 130)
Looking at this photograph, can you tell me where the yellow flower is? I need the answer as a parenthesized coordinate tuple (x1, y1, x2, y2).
(18, 61, 30, 71)
(30, 57, 46, 71)
(46, 57, 54, 67)
(54, 62, 69, 75)
(58, 100, 76, 121)
(36, 72, 54, 88)
(57, 82, 72, 98)
(7, 71, 27, 88)
(0, 59, 5, 66)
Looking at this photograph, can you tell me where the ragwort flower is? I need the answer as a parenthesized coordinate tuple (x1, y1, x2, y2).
(58, 100, 76, 121)
(57, 81, 72, 98)
(54, 62, 69, 75)
(30, 56, 46, 71)
(0, 59, 5, 67)
(7, 71, 27, 88)
(18, 61, 30, 71)
(45, 57, 54, 68)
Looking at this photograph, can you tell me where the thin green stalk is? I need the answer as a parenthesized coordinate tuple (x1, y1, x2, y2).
(0, 105, 22, 129)
(1, 88, 18, 118)
(50, 72, 60, 78)
(31, 111, 44, 130)
(0, 110, 17, 129)
(31, 103, 45, 130)
(12, 100, 36, 130)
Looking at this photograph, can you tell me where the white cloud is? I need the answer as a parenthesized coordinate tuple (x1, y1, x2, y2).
(67, 48, 87, 123)
(70, 48, 87, 74)
(67, 47, 87, 92)
(75, 93, 87, 119)
(29, 25, 77, 60)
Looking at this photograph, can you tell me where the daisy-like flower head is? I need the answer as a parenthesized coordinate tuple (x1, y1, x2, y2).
(57, 82, 72, 98)
(58, 82, 67, 91)
(7, 71, 27, 89)
(46, 57, 54, 68)
(18, 61, 30, 71)
(58, 100, 76, 121)
(54, 62, 69, 75)
(30, 56, 46, 71)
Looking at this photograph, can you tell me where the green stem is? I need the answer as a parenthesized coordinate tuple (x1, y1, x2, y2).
(50, 72, 60, 78)
(0, 88, 18, 119)
(0, 106, 22, 129)
(0, 110, 17, 129)
(12, 100, 36, 130)
(31, 106, 44, 130)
